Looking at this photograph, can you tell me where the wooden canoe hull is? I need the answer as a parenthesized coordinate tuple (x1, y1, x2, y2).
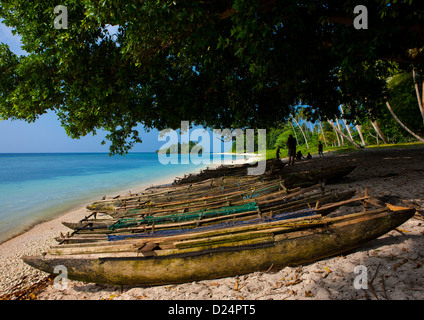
(23, 207, 414, 286)
(283, 165, 356, 188)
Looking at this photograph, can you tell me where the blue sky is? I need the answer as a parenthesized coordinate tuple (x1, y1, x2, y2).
(0, 22, 222, 153)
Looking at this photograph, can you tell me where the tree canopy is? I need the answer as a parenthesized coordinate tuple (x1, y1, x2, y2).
(0, 0, 423, 154)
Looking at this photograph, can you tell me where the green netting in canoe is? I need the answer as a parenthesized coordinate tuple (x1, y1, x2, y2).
(109, 202, 258, 230)
(119, 182, 282, 216)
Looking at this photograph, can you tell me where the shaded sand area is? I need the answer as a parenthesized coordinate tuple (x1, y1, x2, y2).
(1, 146, 424, 300)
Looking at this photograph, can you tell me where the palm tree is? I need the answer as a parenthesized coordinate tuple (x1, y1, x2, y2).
(369, 118, 389, 144)
(319, 121, 328, 147)
(288, 121, 300, 146)
(335, 118, 345, 146)
(412, 67, 424, 124)
(340, 105, 355, 142)
(329, 120, 341, 146)
(385, 98, 424, 142)
(327, 119, 363, 148)
(290, 114, 309, 149)
(382, 69, 424, 141)
(355, 122, 367, 146)
(368, 130, 380, 146)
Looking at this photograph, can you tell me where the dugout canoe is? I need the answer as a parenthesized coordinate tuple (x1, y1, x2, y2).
(85, 164, 355, 213)
(54, 189, 363, 244)
(23, 205, 414, 286)
(172, 160, 274, 185)
(60, 189, 356, 233)
(85, 177, 282, 213)
(282, 165, 356, 188)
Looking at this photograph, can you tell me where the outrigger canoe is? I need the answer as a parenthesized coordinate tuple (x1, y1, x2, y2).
(61, 189, 356, 234)
(85, 165, 356, 214)
(23, 205, 414, 286)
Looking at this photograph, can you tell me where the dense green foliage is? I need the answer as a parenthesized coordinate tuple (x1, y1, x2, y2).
(156, 141, 203, 154)
(0, 1, 423, 154)
(240, 69, 424, 158)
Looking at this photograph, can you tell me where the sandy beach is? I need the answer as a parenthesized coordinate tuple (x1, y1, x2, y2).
(1, 147, 423, 300)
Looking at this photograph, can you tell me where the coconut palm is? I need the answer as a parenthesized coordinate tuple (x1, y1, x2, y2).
(340, 105, 355, 142)
(385, 98, 424, 142)
(385, 70, 424, 142)
(355, 123, 367, 146)
(290, 113, 309, 149)
(319, 121, 328, 147)
(412, 67, 424, 124)
(327, 119, 363, 148)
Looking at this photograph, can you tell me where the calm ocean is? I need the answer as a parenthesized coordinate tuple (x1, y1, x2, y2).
(0, 152, 237, 243)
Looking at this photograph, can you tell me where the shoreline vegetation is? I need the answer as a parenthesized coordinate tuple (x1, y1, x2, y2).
(1, 144, 424, 300)
(265, 141, 424, 160)
(156, 141, 204, 154)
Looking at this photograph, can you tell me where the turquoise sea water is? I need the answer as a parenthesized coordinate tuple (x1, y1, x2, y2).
(0, 152, 238, 243)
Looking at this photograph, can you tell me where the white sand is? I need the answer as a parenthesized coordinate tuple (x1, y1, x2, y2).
(1, 147, 424, 300)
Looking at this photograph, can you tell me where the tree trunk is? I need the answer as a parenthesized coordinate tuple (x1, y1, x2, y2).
(327, 120, 363, 149)
(413, 67, 424, 123)
(292, 116, 309, 149)
(343, 120, 354, 141)
(369, 131, 379, 146)
(319, 122, 328, 147)
(370, 120, 389, 144)
(340, 105, 355, 141)
(335, 118, 345, 146)
(289, 121, 300, 146)
(385, 99, 424, 142)
(331, 121, 341, 146)
(355, 124, 367, 146)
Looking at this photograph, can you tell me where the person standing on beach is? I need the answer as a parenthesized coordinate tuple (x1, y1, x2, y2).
(286, 134, 296, 166)
(276, 146, 281, 160)
(318, 141, 324, 157)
